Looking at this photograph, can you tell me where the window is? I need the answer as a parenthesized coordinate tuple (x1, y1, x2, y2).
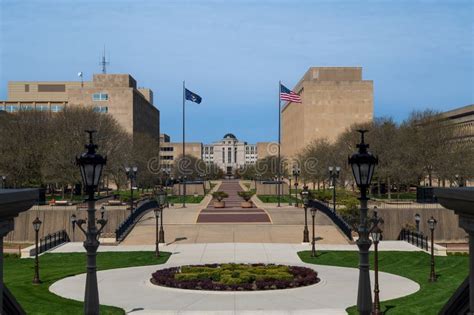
(38, 84, 65, 92)
(93, 106, 108, 113)
(21, 105, 34, 111)
(36, 105, 49, 111)
(92, 92, 109, 101)
(161, 155, 174, 160)
(222, 148, 225, 162)
(6, 105, 19, 113)
(228, 147, 232, 163)
(24, 84, 29, 92)
(51, 105, 64, 112)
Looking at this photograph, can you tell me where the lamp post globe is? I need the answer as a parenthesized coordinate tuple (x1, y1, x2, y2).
(300, 186, 310, 243)
(75, 130, 107, 315)
(348, 129, 378, 315)
(156, 188, 167, 243)
(70, 214, 77, 242)
(32, 217, 42, 284)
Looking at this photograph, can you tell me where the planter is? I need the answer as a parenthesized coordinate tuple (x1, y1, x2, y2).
(241, 201, 253, 208)
(213, 201, 225, 208)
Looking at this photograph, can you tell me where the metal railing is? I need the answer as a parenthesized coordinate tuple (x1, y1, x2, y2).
(115, 199, 157, 242)
(38, 230, 70, 254)
(309, 199, 353, 241)
(399, 228, 429, 250)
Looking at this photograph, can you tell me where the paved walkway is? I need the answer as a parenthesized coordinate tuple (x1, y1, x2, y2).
(196, 180, 271, 223)
(50, 242, 420, 315)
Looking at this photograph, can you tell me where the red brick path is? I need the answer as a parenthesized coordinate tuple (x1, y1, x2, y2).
(196, 180, 271, 223)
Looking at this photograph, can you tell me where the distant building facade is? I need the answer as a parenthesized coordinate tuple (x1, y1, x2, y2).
(440, 104, 474, 143)
(281, 67, 373, 158)
(1, 74, 160, 140)
(159, 133, 274, 174)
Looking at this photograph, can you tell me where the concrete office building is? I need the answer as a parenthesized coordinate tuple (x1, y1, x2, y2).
(440, 104, 474, 143)
(1, 74, 160, 140)
(281, 67, 373, 158)
(159, 133, 275, 174)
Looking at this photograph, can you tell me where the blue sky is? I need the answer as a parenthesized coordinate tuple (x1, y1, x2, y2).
(1, 0, 473, 143)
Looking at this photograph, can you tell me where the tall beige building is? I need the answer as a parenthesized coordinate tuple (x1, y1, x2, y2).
(1, 74, 160, 140)
(281, 67, 373, 158)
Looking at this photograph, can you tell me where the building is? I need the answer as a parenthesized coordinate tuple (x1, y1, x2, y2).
(281, 67, 373, 158)
(440, 104, 474, 143)
(159, 133, 275, 174)
(1, 74, 160, 140)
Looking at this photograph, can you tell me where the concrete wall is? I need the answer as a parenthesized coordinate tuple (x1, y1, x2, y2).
(5, 208, 129, 242)
(375, 207, 467, 242)
(256, 182, 289, 195)
(172, 183, 205, 196)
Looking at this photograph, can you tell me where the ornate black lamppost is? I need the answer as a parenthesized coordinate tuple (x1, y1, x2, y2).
(1, 175, 5, 188)
(300, 186, 310, 243)
(75, 130, 107, 315)
(293, 167, 300, 207)
(348, 129, 378, 315)
(70, 214, 77, 242)
(288, 176, 292, 206)
(156, 187, 167, 244)
(125, 166, 138, 213)
(182, 175, 187, 208)
(329, 166, 341, 213)
(32, 217, 42, 284)
(415, 213, 421, 233)
(428, 216, 438, 282)
(310, 207, 317, 257)
(370, 210, 383, 315)
(154, 208, 160, 257)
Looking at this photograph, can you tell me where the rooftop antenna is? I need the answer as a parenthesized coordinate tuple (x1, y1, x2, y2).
(100, 46, 109, 74)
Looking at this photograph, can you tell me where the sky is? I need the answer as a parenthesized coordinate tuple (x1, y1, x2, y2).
(1, 0, 473, 143)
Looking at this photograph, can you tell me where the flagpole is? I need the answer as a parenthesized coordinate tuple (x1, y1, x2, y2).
(182, 80, 186, 208)
(277, 81, 281, 208)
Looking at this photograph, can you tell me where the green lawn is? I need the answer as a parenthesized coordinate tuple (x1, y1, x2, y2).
(167, 195, 204, 204)
(5, 251, 171, 315)
(298, 251, 468, 315)
(257, 195, 299, 203)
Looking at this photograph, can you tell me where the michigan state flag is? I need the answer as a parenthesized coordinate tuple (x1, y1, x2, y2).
(185, 88, 202, 104)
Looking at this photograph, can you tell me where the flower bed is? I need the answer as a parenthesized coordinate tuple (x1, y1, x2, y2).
(150, 263, 319, 291)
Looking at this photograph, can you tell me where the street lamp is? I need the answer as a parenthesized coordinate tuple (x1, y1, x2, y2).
(300, 185, 310, 243)
(293, 167, 300, 207)
(428, 216, 438, 282)
(1, 175, 5, 188)
(125, 166, 138, 213)
(182, 175, 187, 208)
(348, 129, 378, 315)
(310, 207, 317, 257)
(32, 217, 42, 284)
(70, 214, 77, 242)
(415, 213, 421, 233)
(156, 187, 167, 244)
(370, 214, 383, 315)
(154, 208, 160, 257)
(329, 166, 341, 213)
(288, 175, 292, 206)
(75, 130, 107, 315)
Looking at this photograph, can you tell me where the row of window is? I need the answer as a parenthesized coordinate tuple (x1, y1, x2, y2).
(0, 105, 64, 112)
(160, 147, 174, 152)
(161, 156, 174, 160)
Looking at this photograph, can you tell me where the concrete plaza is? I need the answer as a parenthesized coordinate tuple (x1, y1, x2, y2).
(50, 242, 420, 315)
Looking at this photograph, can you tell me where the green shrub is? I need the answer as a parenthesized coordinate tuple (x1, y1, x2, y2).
(212, 191, 229, 201)
(238, 191, 255, 201)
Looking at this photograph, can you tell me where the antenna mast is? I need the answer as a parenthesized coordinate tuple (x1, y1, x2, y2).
(100, 46, 109, 74)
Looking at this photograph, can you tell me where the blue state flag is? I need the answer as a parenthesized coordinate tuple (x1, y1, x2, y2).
(185, 88, 202, 104)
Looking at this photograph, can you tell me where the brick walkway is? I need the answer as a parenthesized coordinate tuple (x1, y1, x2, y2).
(196, 180, 271, 223)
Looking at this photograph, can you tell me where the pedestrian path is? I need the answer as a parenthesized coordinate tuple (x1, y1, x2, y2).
(50, 242, 420, 315)
(196, 180, 271, 223)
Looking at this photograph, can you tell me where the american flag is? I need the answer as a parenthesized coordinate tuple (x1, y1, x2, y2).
(280, 83, 302, 103)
